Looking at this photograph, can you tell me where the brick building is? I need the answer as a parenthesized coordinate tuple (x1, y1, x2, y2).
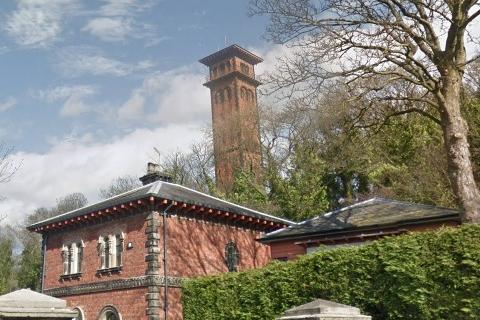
(261, 198, 461, 261)
(200, 45, 263, 192)
(28, 166, 293, 320)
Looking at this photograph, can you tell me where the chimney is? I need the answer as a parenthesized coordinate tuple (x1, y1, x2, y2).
(139, 162, 173, 185)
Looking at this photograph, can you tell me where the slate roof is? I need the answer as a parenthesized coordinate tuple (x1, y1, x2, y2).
(261, 198, 461, 242)
(29, 181, 294, 230)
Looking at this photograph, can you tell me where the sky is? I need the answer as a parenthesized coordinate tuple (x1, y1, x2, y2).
(0, 0, 284, 224)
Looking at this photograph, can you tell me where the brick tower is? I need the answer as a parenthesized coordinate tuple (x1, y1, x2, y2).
(200, 45, 263, 191)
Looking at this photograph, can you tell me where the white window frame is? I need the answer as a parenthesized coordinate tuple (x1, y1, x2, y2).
(61, 240, 84, 276)
(98, 232, 124, 270)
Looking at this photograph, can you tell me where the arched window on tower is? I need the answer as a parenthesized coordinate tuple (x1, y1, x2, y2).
(240, 63, 249, 74)
(240, 87, 246, 99)
(246, 89, 254, 102)
(225, 87, 232, 101)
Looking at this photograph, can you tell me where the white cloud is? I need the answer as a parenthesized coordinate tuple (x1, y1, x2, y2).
(118, 66, 211, 125)
(0, 124, 202, 224)
(99, 0, 156, 16)
(82, 17, 134, 42)
(4, 0, 79, 48)
(37, 85, 97, 117)
(56, 46, 155, 77)
(83, 0, 160, 44)
(0, 97, 17, 112)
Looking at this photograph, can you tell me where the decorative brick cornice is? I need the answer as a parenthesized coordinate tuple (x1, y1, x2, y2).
(44, 275, 184, 297)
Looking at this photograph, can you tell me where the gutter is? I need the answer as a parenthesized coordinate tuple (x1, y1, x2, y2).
(40, 234, 48, 293)
(162, 202, 175, 320)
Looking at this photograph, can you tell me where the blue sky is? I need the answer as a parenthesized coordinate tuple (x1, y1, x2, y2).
(0, 0, 284, 223)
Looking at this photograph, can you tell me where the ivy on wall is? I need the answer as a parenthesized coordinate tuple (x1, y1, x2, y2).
(183, 225, 480, 320)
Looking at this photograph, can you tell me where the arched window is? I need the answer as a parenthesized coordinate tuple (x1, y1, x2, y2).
(73, 307, 85, 320)
(240, 63, 249, 74)
(61, 241, 84, 275)
(98, 233, 124, 270)
(104, 236, 110, 268)
(115, 233, 124, 267)
(247, 89, 254, 102)
(225, 241, 240, 272)
(98, 305, 121, 320)
(225, 87, 232, 101)
(240, 87, 246, 99)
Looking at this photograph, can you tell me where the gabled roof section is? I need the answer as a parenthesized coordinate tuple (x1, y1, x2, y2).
(199, 44, 263, 66)
(29, 181, 294, 233)
(261, 198, 461, 242)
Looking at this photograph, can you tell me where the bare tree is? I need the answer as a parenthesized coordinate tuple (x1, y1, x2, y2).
(55, 193, 88, 214)
(99, 176, 142, 199)
(251, 0, 480, 222)
(154, 139, 216, 194)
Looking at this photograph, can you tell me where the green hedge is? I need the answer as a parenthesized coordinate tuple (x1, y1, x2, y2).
(183, 225, 480, 319)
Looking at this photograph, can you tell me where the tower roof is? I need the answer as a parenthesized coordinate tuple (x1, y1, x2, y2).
(199, 44, 263, 66)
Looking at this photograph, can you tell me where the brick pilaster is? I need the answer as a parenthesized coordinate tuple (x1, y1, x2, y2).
(145, 211, 161, 319)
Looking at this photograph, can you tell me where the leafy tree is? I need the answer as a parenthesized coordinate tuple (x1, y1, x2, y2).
(270, 146, 330, 221)
(251, 0, 480, 222)
(0, 234, 14, 294)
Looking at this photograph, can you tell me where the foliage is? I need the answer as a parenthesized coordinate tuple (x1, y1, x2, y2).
(0, 235, 14, 294)
(14, 193, 88, 291)
(183, 224, 480, 320)
(268, 146, 330, 220)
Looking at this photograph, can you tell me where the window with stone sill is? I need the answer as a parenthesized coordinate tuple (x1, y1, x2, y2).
(61, 241, 84, 278)
(97, 233, 124, 273)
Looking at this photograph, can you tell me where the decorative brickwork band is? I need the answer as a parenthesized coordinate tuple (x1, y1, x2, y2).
(43, 275, 184, 297)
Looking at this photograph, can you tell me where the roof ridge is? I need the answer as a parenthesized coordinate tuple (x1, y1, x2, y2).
(323, 198, 379, 217)
(376, 197, 460, 211)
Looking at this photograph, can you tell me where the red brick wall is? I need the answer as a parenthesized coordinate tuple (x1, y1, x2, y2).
(270, 240, 306, 261)
(43, 210, 272, 319)
(165, 215, 270, 277)
(66, 287, 147, 320)
(44, 213, 148, 289)
(269, 220, 460, 260)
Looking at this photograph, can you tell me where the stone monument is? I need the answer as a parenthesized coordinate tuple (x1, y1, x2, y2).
(278, 298, 371, 320)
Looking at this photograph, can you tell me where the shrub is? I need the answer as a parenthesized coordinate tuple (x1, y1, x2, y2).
(183, 224, 480, 319)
